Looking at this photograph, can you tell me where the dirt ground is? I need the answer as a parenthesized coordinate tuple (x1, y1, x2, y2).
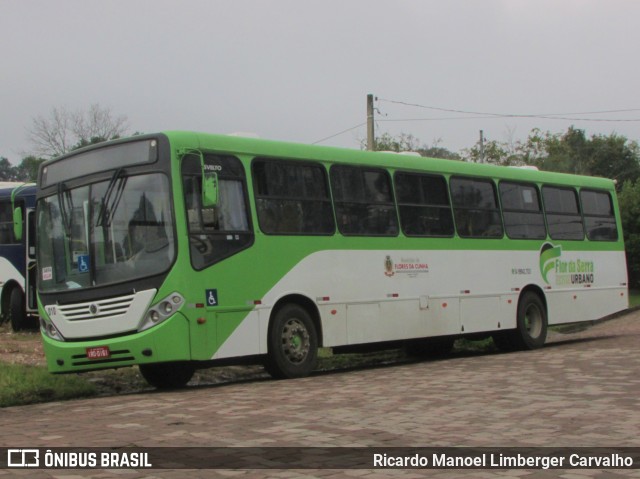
(0, 323, 44, 366)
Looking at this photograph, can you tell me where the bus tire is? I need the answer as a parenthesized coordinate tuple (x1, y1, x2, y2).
(516, 292, 547, 349)
(9, 287, 27, 332)
(266, 304, 318, 379)
(139, 362, 195, 389)
(495, 292, 547, 351)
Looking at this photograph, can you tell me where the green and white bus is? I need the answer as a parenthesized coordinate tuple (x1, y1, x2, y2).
(36, 132, 628, 388)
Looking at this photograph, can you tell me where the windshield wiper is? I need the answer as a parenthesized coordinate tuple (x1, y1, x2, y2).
(57, 182, 73, 238)
(96, 168, 127, 227)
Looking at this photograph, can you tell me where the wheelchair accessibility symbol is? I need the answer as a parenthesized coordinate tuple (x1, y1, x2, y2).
(78, 255, 90, 273)
(206, 289, 218, 307)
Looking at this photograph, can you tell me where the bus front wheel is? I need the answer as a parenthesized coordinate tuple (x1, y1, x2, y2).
(9, 287, 27, 332)
(266, 304, 318, 379)
(139, 362, 195, 389)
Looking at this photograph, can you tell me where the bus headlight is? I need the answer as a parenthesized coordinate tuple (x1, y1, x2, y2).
(139, 293, 184, 332)
(40, 317, 65, 341)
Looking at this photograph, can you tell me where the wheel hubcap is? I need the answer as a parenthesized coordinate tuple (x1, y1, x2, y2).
(281, 318, 310, 364)
(524, 304, 543, 339)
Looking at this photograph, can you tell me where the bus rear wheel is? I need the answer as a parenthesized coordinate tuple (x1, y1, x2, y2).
(493, 292, 547, 351)
(266, 304, 318, 379)
(139, 362, 195, 389)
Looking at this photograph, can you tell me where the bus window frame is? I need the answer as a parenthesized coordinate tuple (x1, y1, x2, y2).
(181, 152, 254, 271)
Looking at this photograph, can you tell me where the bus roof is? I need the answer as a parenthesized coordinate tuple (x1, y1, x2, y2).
(165, 131, 617, 191)
(0, 182, 36, 200)
(39, 131, 617, 192)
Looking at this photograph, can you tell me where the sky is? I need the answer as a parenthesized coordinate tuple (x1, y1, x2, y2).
(2, 0, 640, 162)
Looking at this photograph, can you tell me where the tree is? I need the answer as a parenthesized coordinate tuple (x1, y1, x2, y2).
(14, 156, 45, 182)
(617, 180, 640, 287)
(26, 104, 128, 158)
(0, 158, 17, 181)
(364, 132, 461, 160)
(460, 126, 640, 186)
(0, 156, 45, 182)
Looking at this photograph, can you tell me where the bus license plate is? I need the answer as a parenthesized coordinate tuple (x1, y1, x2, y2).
(86, 346, 111, 360)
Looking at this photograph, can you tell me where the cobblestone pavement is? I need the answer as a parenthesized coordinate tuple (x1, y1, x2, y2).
(1, 311, 639, 479)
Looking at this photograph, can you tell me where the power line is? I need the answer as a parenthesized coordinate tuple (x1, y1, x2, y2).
(311, 96, 640, 146)
(311, 122, 366, 145)
(376, 98, 640, 122)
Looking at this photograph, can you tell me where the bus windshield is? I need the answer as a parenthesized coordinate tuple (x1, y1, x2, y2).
(37, 173, 175, 293)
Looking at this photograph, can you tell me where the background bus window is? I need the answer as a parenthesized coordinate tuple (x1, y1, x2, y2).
(450, 177, 503, 238)
(252, 159, 334, 235)
(499, 182, 546, 239)
(0, 201, 19, 244)
(394, 172, 454, 237)
(542, 186, 585, 240)
(580, 189, 618, 241)
(330, 165, 398, 236)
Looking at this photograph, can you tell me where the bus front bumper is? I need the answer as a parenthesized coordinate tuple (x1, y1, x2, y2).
(42, 313, 191, 374)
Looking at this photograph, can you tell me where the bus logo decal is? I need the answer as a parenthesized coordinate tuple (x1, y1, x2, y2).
(384, 256, 394, 277)
(540, 243, 562, 284)
(539, 242, 596, 286)
(206, 289, 218, 307)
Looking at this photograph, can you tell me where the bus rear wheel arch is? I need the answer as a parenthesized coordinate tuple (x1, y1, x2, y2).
(493, 290, 548, 351)
(265, 302, 319, 379)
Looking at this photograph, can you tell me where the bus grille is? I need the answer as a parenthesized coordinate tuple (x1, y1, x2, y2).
(71, 349, 135, 366)
(57, 294, 136, 321)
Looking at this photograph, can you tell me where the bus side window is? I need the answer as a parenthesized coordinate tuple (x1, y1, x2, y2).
(252, 158, 334, 235)
(330, 165, 398, 236)
(0, 201, 18, 244)
(499, 181, 546, 239)
(580, 189, 618, 241)
(394, 172, 454, 237)
(450, 177, 503, 238)
(542, 186, 585, 240)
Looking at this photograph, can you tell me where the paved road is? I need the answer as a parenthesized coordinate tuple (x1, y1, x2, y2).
(1, 311, 639, 479)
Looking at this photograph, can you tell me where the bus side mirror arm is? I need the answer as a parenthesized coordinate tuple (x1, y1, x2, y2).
(13, 207, 23, 242)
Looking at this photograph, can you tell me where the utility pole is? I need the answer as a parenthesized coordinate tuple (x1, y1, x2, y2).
(479, 130, 485, 163)
(367, 94, 375, 151)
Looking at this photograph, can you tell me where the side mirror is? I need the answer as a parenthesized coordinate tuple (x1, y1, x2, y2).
(13, 207, 23, 242)
(178, 148, 219, 207)
(202, 170, 219, 207)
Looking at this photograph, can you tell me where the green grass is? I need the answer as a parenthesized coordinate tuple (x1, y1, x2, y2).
(0, 362, 96, 408)
(629, 290, 640, 308)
